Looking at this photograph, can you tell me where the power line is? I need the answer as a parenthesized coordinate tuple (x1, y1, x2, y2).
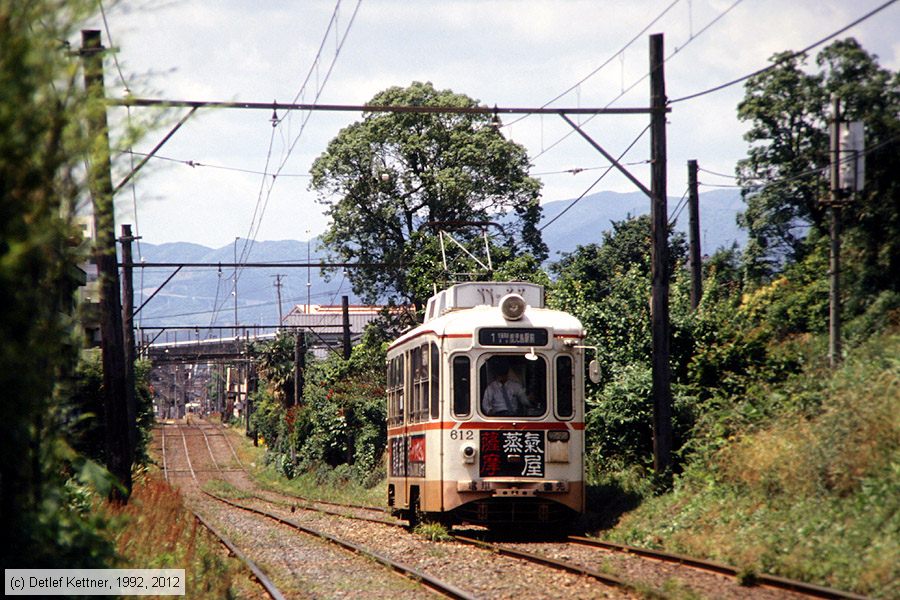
(538, 123, 652, 232)
(670, 0, 899, 104)
(507, 0, 684, 129)
(115, 150, 311, 178)
(529, 0, 743, 164)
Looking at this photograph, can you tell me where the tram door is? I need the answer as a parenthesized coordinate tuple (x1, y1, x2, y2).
(387, 354, 409, 509)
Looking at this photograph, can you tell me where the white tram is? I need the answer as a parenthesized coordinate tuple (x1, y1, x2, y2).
(386, 282, 588, 528)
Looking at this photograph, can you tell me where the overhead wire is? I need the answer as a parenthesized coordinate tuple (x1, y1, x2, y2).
(211, 0, 363, 328)
(669, 0, 899, 104)
(538, 123, 652, 232)
(115, 150, 312, 177)
(99, 0, 146, 328)
(530, 0, 744, 163)
(505, 0, 684, 129)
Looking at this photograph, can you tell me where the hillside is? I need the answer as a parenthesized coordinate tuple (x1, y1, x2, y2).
(133, 189, 744, 329)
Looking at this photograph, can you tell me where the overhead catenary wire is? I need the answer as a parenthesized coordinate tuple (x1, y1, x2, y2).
(210, 0, 363, 328)
(538, 123, 652, 232)
(529, 0, 744, 164)
(669, 0, 899, 104)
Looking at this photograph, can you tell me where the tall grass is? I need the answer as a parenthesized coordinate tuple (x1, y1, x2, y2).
(604, 333, 899, 598)
(109, 475, 258, 599)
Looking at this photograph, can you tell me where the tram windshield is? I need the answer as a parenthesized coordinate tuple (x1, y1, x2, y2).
(479, 355, 546, 417)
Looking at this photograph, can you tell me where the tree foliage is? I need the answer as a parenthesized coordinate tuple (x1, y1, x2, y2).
(737, 39, 900, 300)
(310, 81, 546, 307)
(1, 0, 118, 567)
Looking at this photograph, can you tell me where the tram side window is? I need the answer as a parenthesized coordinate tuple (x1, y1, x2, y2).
(388, 355, 404, 426)
(452, 356, 470, 416)
(411, 345, 430, 422)
(556, 356, 574, 418)
(430, 342, 440, 419)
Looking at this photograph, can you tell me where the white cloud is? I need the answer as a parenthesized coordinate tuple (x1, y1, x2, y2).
(90, 0, 900, 246)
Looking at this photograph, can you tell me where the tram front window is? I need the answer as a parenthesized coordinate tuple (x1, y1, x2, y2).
(479, 355, 546, 417)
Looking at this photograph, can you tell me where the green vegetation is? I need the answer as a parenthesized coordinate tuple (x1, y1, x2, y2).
(111, 476, 257, 598)
(310, 81, 546, 308)
(413, 521, 454, 542)
(1, 0, 127, 568)
(249, 326, 389, 490)
(603, 333, 898, 597)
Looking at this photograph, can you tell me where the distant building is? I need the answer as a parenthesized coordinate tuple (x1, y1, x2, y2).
(282, 303, 394, 357)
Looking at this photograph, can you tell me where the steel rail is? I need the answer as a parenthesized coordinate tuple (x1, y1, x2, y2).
(452, 534, 630, 591)
(197, 425, 223, 475)
(248, 492, 398, 527)
(191, 511, 286, 600)
(179, 427, 197, 482)
(160, 425, 168, 482)
(567, 536, 869, 600)
(203, 491, 476, 600)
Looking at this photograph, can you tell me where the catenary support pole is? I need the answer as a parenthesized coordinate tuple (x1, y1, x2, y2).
(829, 96, 843, 368)
(120, 224, 139, 457)
(687, 160, 702, 310)
(649, 33, 673, 477)
(342, 296, 352, 360)
(82, 30, 132, 500)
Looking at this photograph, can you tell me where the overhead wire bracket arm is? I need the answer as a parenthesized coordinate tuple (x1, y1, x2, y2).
(133, 266, 183, 317)
(559, 112, 654, 199)
(115, 106, 198, 194)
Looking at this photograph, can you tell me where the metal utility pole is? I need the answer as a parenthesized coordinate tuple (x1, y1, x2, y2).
(687, 160, 702, 310)
(81, 30, 132, 500)
(119, 224, 139, 455)
(649, 33, 673, 476)
(342, 295, 352, 360)
(829, 96, 843, 368)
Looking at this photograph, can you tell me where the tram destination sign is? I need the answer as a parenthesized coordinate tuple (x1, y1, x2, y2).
(478, 328, 548, 347)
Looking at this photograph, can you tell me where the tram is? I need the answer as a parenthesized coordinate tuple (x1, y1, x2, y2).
(386, 282, 593, 528)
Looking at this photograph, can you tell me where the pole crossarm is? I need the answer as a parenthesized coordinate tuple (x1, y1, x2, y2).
(115, 107, 198, 193)
(558, 113, 654, 198)
(127, 261, 388, 269)
(133, 265, 182, 317)
(111, 97, 656, 116)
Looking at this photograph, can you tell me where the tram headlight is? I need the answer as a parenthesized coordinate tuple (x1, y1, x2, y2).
(461, 443, 477, 464)
(547, 430, 570, 442)
(500, 293, 526, 320)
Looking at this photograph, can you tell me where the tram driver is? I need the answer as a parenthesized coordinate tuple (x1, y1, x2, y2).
(481, 359, 528, 416)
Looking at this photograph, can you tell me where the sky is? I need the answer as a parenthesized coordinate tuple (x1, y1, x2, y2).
(83, 0, 900, 251)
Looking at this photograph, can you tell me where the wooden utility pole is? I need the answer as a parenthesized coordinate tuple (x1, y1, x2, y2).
(273, 274, 285, 329)
(120, 224, 139, 455)
(687, 160, 702, 310)
(829, 96, 843, 368)
(649, 33, 673, 476)
(342, 295, 352, 360)
(82, 30, 132, 500)
(293, 331, 306, 406)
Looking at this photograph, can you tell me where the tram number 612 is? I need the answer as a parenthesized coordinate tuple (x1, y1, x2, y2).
(450, 430, 474, 440)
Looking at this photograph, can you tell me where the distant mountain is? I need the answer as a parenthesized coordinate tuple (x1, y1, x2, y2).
(132, 190, 746, 331)
(539, 188, 745, 261)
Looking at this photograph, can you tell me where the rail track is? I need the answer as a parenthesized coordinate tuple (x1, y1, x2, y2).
(231, 465, 868, 600)
(159, 419, 867, 599)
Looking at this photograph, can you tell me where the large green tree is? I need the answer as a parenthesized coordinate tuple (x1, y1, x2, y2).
(736, 38, 900, 301)
(310, 81, 546, 308)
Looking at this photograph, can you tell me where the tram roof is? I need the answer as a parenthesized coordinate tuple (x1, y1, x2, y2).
(390, 283, 583, 351)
